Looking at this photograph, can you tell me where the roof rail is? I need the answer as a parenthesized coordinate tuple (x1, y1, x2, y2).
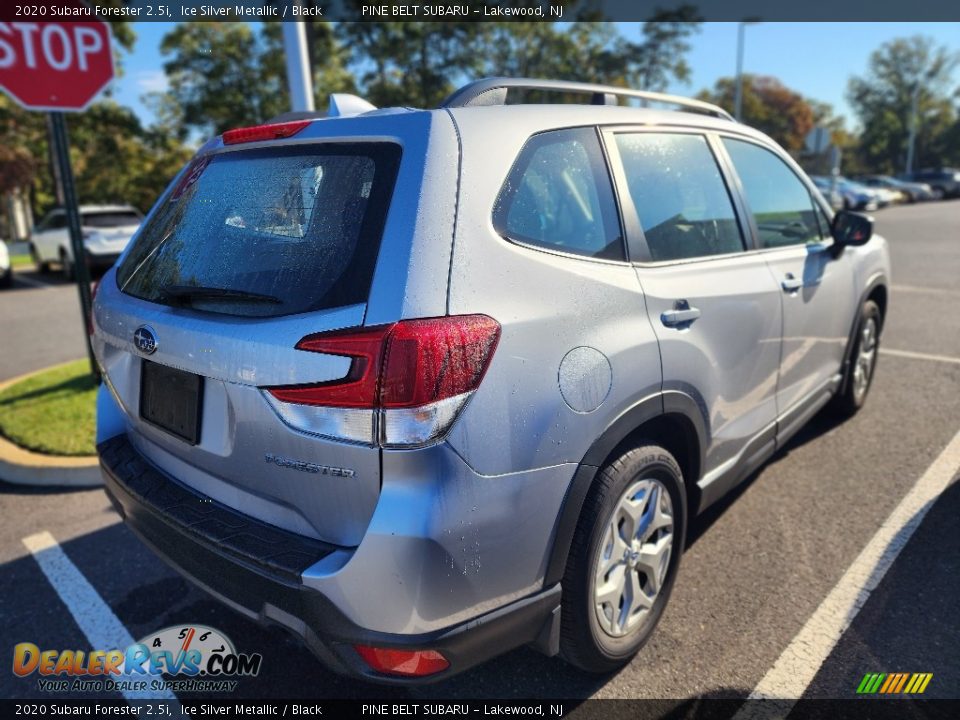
(441, 77, 734, 122)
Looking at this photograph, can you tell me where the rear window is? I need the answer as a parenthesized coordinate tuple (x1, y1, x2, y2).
(116, 143, 401, 318)
(83, 211, 142, 228)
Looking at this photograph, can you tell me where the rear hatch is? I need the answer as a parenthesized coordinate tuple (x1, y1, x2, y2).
(93, 121, 410, 547)
(82, 209, 142, 255)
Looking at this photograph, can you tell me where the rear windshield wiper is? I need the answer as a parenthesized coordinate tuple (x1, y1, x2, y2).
(157, 285, 282, 305)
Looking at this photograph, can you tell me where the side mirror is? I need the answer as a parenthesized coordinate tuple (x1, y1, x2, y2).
(831, 210, 873, 252)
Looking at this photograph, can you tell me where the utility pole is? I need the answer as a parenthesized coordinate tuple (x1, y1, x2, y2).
(282, 15, 315, 113)
(905, 83, 920, 175)
(50, 112, 99, 380)
(734, 21, 759, 122)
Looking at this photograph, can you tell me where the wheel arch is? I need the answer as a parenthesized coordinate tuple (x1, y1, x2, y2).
(543, 391, 706, 587)
(839, 272, 888, 396)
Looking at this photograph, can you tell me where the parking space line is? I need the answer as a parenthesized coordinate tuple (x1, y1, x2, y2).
(734, 426, 960, 707)
(892, 284, 960, 298)
(880, 348, 960, 366)
(22, 531, 178, 703)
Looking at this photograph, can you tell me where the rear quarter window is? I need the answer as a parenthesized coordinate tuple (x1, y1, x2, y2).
(117, 143, 401, 318)
(493, 127, 624, 261)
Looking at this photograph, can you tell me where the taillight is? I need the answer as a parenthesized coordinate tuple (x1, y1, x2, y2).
(354, 645, 449, 677)
(263, 315, 500, 447)
(222, 120, 310, 145)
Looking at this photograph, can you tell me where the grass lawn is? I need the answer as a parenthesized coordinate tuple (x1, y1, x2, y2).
(10, 255, 33, 268)
(0, 360, 97, 456)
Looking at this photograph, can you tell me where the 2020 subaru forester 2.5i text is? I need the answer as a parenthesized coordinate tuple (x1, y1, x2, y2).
(93, 78, 891, 683)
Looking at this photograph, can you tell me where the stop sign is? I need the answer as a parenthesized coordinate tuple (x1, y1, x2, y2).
(0, 2, 114, 112)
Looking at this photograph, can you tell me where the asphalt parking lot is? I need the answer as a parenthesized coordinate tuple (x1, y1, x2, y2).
(1, 200, 958, 704)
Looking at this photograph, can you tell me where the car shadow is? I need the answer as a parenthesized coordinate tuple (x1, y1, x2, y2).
(0, 374, 96, 406)
(687, 405, 848, 549)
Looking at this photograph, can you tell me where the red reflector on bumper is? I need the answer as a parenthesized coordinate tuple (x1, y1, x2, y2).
(354, 645, 450, 677)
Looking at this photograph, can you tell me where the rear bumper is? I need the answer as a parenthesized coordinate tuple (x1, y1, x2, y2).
(98, 435, 561, 684)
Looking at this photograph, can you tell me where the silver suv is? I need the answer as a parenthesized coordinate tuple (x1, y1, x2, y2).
(94, 79, 890, 683)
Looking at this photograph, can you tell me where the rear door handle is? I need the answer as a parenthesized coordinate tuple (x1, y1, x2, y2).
(661, 302, 701, 328)
(782, 273, 803, 292)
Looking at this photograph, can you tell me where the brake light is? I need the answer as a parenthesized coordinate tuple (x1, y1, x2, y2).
(263, 315, 500, 447)
(268, 326, 391, 409)
(354, 646, 449, 677)
(222, 120, 310, 145)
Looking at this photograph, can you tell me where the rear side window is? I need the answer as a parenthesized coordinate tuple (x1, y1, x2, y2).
(40, 212, 66, 231)
(82, 211, 142, 228)
(117, 143, 401, 318)
(722, 138, 824, 248)
(615, 133, 744, 262)
(493, 128, 624, 261)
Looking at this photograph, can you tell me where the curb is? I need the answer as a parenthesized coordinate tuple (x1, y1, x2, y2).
(0, 362, 101, 488)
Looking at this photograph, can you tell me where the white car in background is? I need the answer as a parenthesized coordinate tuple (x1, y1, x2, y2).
(30, 204, 143, 280)
(0, 241, 12, 289)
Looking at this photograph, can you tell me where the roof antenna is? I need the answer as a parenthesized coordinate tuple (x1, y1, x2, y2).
(328, 94, 378, 118)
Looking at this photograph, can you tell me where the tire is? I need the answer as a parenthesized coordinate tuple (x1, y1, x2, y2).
(831, 299, 882, 417)
(61, 249, 75, 282)
(0, 266, 12, 289)
(31, 243, 51, 274)
(560, 444, 687, 674)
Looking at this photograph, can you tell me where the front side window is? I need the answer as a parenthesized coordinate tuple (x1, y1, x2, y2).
(493, 127, 623, 261)
(722, 138, 825, 248)
(615, 133, 744, 262)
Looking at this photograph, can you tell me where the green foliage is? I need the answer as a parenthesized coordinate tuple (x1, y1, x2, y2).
(847, 36, 959, 174)
(159, 22, 289, 138)
(335, 15, 701, 108)
(0, 360, 97, 456)
(0, 96, 192, 219)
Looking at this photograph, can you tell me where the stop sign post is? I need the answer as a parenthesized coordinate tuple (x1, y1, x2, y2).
(0, 5, 115, 379)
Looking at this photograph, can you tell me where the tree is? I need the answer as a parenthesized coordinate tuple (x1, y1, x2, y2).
(338, 22, 485, 108)
(158, 23, 289, 139)
(628, 6, 701, 91)
(339, 15, 700, 109)
(847, 36, 959, 174)
(698, 75, 816, 153)
(303, 19, 357, 100)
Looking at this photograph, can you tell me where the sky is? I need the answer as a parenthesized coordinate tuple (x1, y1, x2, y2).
(112, 22, 960, 131)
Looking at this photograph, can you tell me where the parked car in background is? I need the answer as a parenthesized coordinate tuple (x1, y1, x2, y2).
(30, 204, 143, 280)
(856, 175, 934, 203)
(0, 241, 12, 289)
(811, 176, 844, 210)
(94, 78, 891, 683)
(814, 176, 879, 211)
(899, 168, 960, 199)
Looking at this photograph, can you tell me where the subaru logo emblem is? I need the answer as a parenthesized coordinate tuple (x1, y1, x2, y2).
(133, 325, 158, 355)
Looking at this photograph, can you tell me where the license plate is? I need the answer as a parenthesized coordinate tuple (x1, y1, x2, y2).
(140, 360, 203, 445)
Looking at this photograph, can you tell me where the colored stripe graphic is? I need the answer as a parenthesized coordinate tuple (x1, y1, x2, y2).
(857, 672, 932, 694)
(879, 674, 895, 693)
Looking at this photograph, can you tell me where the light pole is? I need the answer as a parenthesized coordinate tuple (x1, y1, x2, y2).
(905, 82, 920, 175)
(734, 21, 759, 122)
(282, 16, 314, 113)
